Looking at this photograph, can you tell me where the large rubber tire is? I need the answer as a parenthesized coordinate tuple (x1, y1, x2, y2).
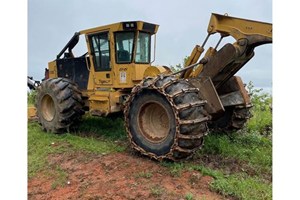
(208, 106, 252, 133)
(124, 75, 210, 161)
(35, 78, 84, 133)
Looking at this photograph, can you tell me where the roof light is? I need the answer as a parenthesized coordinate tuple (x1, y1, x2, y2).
(123, 22, 137, 30)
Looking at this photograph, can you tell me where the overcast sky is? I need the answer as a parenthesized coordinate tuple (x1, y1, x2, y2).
(28, 0, 272, 89)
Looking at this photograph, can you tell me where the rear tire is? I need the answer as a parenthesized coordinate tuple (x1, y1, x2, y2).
(35, 78, 84, 133)
(208, 105, 252, 133)
(124, 75, 210, 161)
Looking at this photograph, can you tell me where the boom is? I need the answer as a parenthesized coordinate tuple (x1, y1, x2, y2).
(182, 13, 272, 83)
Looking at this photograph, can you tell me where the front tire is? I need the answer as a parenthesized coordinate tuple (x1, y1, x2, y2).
(124, 75, 210, 161)
(36, 78, 84, 133)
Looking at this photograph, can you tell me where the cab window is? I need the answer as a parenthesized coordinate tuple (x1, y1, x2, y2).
(115, 32, 134, 63)
(135, 32, 150, 63)
(89, 32, 110, 71)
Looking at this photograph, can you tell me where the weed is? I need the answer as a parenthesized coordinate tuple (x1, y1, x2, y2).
(150, 185, 164, 197)
(212, 174, 272, 200)
(197, 132, 272, 178)
(246, 82, 272, 135)
(192, 165, 272, 200)
(161, 162, 184, 177)
(188, 172, 202, 185)
(135, 171, 153, 179)
(191, 165, 223, 179)
(185, 192, 194, 200)
(50, 165, 68, 189)
(27, 90, 37, 106)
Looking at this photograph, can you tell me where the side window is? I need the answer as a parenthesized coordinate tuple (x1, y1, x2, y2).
(90, 32, 110, 71)
(115, 32, 134, 63)
(135, 32, 150, 63)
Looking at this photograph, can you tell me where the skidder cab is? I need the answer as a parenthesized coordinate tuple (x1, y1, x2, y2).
(44, 21, 169, 118)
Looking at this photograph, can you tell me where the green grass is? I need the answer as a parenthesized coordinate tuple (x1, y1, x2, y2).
(191, 165, 271, 200)
(212, 174, 271, 200)
(185, 192, 194, 200)
(246, 82, 272, 135)
(150, 184, 165, 197)
(28, 119, 126, 178)
(197, 132, 272, 176)
(27, 90, 37, 106)
(50, 165, 69, 189)
(76, 114, 127, 140)
(135, 171, 153, 179)
(161, 162, 185, 177)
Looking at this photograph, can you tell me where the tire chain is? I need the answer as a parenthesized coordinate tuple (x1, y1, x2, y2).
(124, 74, 211, 161)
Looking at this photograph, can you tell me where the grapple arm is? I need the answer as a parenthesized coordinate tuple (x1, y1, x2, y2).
(181, 13, 272, 81)
(180, 13, 272, 117)
(207, 13, 272, 47)
(198, 13, 272, 89)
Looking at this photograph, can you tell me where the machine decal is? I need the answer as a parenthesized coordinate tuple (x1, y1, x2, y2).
(120, 71, 127, 83)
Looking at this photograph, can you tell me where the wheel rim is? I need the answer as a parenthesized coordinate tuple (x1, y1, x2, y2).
(138, 101, 170, 143)
(41, 94, 55, 121)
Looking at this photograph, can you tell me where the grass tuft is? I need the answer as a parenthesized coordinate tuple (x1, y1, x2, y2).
(135, 171, 153, 179)
(161, 162, 185, 177)
(76, 114, 127, 140)
(150, 184, 164, 197)
(27, 90, 37, 106)
(185, 192, 194, 200)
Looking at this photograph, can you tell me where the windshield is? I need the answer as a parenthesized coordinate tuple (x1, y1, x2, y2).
(115, 32, 134, 63)
(135, 32, 150, 63)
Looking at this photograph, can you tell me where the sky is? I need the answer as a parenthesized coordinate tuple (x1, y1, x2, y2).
(28, 0, 272, 90)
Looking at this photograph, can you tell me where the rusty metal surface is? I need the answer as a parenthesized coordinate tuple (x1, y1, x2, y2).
(199, 43, 255, 90)
(216, 76, 240, 95)
(219, 91, 245, 107)
(234, 76, 251, 106)
(188, 77, 224, 117)
(217, 76, 251, 106)
(212, 57, 252, 89)
(199, 43, 237, 84)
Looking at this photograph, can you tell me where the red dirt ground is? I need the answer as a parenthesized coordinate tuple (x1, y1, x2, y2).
(28, 152, 229, 200)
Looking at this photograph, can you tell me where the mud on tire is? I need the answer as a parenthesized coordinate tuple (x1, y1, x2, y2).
(124, 75, 210, 161)
(35, 78, 84, 133)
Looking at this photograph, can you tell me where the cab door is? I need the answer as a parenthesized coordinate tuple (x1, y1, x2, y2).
(88, 31, 112, 86)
